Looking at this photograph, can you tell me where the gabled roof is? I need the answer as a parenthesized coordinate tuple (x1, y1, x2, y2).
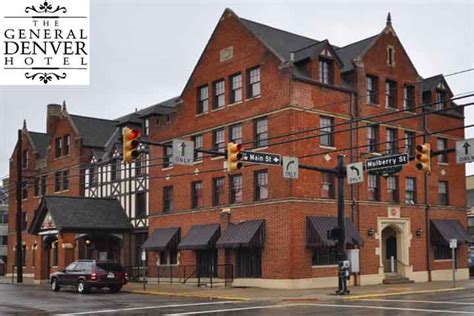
(28, 131, 51, 157)
(69, 115, 118, 148)
(336, 34, 379, 72)
(138, 96, 180, 118)
(422, 74, 447, 92)
(29, 196, 132, 234)
(239, 18, 320, 62)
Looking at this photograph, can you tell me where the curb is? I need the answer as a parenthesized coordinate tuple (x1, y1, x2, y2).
(125, 289, 250, 301)
(344, 287, 466, 300)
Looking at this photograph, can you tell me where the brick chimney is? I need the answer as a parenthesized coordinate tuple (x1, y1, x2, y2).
(46, 104, 62, 134)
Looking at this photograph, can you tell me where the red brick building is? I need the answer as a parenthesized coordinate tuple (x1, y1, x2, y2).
(141, 10, 469, 288)
(7, 9, 470, 289)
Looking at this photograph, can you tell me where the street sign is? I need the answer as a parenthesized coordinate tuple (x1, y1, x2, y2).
(456, 139, 474, 164)
(172, 139, 194, 166)
(365, 153, 409, 171)
(282, 156, 298, 179)
(346, 162, 364, 184)
(241, 151, 281, 165)
(449, 239, 458, 249)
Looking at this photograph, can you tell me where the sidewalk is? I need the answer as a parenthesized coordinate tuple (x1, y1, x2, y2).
(2, 275, 471, 302)
(123, 279, 474, 302)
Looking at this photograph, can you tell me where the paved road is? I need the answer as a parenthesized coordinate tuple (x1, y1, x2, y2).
(2, 283, 474, 315)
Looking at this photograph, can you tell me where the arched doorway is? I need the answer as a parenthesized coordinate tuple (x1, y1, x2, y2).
(382, 226, 398, 273)
(41, 235, 58, 280)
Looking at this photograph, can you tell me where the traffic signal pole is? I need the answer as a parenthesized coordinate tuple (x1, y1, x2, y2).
(336, 154, 349, 295)
(16, 130, 23, 283)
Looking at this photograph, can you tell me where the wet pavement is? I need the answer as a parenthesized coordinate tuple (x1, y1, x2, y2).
(2, 282, 474, 315)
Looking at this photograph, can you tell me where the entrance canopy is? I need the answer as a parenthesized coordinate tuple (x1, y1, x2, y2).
(178, 224, 220, 250)
(29, 196, 132, 235)
(430, 219, 471, 245)
(142, 227, 180, 251)
(306, 216, 364, 248)
(216, 219, 265, 249)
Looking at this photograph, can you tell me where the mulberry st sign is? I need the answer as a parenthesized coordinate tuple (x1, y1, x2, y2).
(0, 0, 90, 85)
(365, 153, 409, 171)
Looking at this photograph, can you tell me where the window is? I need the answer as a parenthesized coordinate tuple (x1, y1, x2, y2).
(434, 245, 451, 260)
(111, 159, 121, 181)
(88, 167, 96, 186)
(135, 192, 146, 218)
(63, 134, 70, 156)
(55, 137, 62, 158)
(0, 214, 7, 224)
(230, 174, 243, 204)
(254, 170, 268, 201)
(197, 85, 209, 114)
(321, 172, 335, 198)
(144, 119, 150, 136)
(213, 129, 225, 153)
(54, 171, 61, 192)
(0, 236, 7, 246)
(22, 150, 28, 169)
(230, 73, 242, 103)
(212, 177, 225, 206)
(405, 177, 416, 204)
(438, 181, 448, 206)
(404, 85, 415, 110)
(387, 46, 395, 66)
(367, 75, 378, 104)
(62, 170, 69, 191)
(312, 247, 338, 266)
(405, 131, 416, 155)
(135, 155, 145, 176)
(21, 212, 27, 231)
(367, 175, 380, 201)
(192, 135, 203, 162)
(169, 251, 178, 265)
(247, 66, 261, 98)
(163, 142, 173, 168)
(213, 80, 225, 109)
(21, 179, 28, 199)
(386, 128, 397, 154)
(158, 251, 178, 265)
(159, 252, 167, 265)
(386, 176, 399, 203)
(229, 124, 242, 144)
(254, 118, 268, 147)
(319, 59, 333, 84)
(320, 116, 334, 147)
(163, 186, 173, 213)
(237, 248, 261, 278)
(40, 175, 47, 196)
(34, 177, 40, 197)
(367, 125, 378, 152)
(436, 90, 447, 110)
(385, 80, 397, 108)
(437, 138, 448, 163)
(191, 181, 203, 209)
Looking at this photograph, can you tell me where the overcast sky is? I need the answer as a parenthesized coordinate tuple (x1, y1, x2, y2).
(1, 0, 473, 180)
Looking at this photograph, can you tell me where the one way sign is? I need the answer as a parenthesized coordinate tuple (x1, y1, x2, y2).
(456, 139, 474, 164)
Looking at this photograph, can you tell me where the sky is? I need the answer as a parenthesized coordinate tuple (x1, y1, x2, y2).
(0, 0, 473, 179)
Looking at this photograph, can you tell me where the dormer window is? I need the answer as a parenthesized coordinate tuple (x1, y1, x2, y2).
(435, 90, 447, 110)
(22, 149, 28, 169)
(319, 59, 333, 84)
(387, 46, 395, 66)
(144, 119, 150, 136)
(55, 137, 62, 158)
(63, 134, 70, 156)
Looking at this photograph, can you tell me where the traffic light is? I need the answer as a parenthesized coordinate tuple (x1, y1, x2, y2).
(122, 127, 141, 163)
(415, 143, 431, 173)
(227, 142, 243, 172)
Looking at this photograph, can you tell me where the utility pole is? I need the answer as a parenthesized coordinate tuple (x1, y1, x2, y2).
(15, 129, 23, 283)
(336, 154, 349, 295)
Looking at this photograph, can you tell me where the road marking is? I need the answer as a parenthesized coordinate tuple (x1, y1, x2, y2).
(54, 301, 236, 316)
(164, 304, 301, 315)
(305, 303, 474, 315)
(362, 298, 474, 305)
(345, 287, 465, 300)
(165, 302, 474, 315)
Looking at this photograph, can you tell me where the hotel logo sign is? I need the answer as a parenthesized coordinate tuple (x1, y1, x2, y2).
(0, 0, 90, 85)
